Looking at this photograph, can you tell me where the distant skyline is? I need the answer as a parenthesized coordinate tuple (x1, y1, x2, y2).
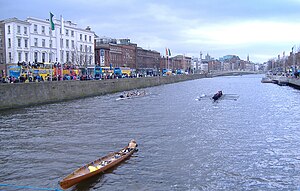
(1, 0, 300, 63)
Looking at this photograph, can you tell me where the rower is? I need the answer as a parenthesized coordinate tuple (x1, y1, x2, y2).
(212, 90, 222, 102)
(128, 139, 137, 148)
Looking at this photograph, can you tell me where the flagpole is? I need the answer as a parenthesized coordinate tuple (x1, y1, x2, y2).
(50, 35, 52, 81)
(60, 15, 64, 81)
(49, 12, 55, 81)
(167, 55, 169, 70)
(166, 48, 169, 70)
(283, 51, 286, 74)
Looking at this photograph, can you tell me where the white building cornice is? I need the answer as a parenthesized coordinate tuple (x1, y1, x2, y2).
(1, 17, 30, 25)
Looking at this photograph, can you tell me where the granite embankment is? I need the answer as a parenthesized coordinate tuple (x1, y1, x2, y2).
(0, 74, 207, 110)
(269, 75, 300, 89)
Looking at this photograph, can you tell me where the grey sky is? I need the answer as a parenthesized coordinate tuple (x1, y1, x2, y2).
(1, 0, 300, 63)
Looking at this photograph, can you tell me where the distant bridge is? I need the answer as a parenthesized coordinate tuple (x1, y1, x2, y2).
(210, 71, 260, 77)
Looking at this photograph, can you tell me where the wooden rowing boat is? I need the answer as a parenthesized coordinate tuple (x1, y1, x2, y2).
(59, 140, 138, 190)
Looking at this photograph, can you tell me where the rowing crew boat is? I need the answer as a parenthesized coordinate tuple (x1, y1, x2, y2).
(59, 140, 138, 190)
(116, 90, 146, 101)
(196, 93, 239, 102)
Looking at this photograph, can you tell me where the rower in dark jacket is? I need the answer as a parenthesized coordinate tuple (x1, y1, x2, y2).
(212, 91, 223, 101)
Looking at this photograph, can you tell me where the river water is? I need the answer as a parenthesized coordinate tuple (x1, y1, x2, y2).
(1, 74, 300, 191)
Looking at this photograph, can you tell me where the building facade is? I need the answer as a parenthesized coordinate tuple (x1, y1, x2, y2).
(0, 17, 95, 75)
(136, 47, 160, 74)
(0, 18, 31, 76)
(160, 55, 192, 73)
(95, 37, 160, 75)
(95, 37, 137, 68)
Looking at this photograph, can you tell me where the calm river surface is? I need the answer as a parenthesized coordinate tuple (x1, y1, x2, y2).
(1, 74, 300, 191)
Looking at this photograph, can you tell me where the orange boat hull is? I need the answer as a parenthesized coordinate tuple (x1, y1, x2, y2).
(59, 140, 137, 189)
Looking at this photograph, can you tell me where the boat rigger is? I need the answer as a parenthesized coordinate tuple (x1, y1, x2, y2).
(196, 91, 239, 102)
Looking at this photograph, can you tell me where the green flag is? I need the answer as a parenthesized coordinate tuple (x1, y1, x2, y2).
(168, 48, 171, 56)
(50, 12, 55, 30)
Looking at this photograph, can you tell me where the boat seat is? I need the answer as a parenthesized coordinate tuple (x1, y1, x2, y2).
(88, 166, 97, 172)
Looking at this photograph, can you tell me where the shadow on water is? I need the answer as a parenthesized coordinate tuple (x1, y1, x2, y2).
(71, 157, 137, 191)
(72, 174, 105, 191)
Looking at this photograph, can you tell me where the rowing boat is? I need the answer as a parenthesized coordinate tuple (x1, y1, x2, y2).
(196, 93, 239, 102)
(116, 90, 146, 101)
(59, 140, 138, 190)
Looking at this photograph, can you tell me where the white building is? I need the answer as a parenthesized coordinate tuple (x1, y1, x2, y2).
(200, 63, 208, 72)
(0, 16, 94, 68)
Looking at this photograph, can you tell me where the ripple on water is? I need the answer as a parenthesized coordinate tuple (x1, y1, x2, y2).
(1, 75, 300, 190)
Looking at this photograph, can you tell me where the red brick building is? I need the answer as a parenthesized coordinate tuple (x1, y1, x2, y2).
(160, 55, 192, 72)
(137, 47, 160, 73)
(94, 38, 137, 68)
(95, 37, 162, 74)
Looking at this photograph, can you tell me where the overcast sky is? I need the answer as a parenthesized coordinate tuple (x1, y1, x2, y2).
(1, 0, 300, 63)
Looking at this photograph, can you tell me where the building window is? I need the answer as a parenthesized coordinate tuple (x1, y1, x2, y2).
(61, 51, 64, 63)
(85, 35, 87, 41)
(85, 45, 87, 53)
(34, 38, 38, 47)
(9, 52, 12, 62)
(25, 52, 28, 62)
(66, 39, 69, 48)
(24, 39, 28, 48)
(80, 34, 82, 41)
(49, 52, 52, 62)
(42, 39, 45, 47)
(66, 51, 69, 62)
(24, 27, 27, 35)
(71, 52, 75, 63)
(49, 39, 52, 48)
(34, 52, 38, 62)
(18, 52, 22, 62)
(80, 54, 83, 65)
(60, 39, 63, 48)
(66, 29, 69, 36)
(71, 30, 74, 37)
(71, 40, 74, 49)
(18, 38, 21, 48)
(89, 46, 91, 53)
(0, 38, 2, 48)
(80, 44, 83, 52)
(7, 25, 10, 34)
(8, 38, 11, 48)
(42, 26, 45, 34)
(42, 52, 46, 62)
(34, 24, 38, 33)
(17, 26, 21, 34)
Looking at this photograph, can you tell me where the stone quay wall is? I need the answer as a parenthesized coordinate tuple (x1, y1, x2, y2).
(269, 75, 300, 89)
(0, 74, 206, 110)
(287, 78, 300, 89)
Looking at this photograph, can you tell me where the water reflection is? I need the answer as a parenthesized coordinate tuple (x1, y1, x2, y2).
(1, 74, 300, 190)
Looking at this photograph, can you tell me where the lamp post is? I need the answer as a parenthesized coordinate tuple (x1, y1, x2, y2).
(292, 46, 296, 75)
(85, 46, 88, 77)
(49, 34, 53, 81)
